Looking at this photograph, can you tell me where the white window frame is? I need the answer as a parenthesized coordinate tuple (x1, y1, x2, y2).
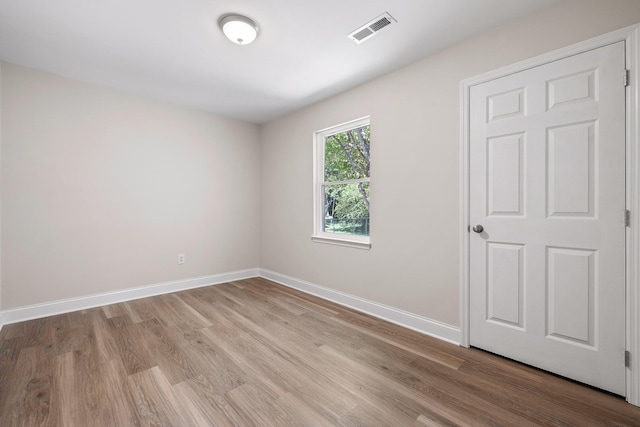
(312, 116, 371, 249)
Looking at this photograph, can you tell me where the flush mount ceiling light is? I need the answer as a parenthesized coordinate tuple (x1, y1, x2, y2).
(218, 14, 259, 45)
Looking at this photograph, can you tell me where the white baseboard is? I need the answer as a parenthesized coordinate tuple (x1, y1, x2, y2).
(259, 269, 461, 345)
(0, 267, 461, 348)
(0, 268, 259, 329)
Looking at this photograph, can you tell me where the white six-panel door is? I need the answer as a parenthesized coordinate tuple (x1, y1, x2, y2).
(469, 42, 626, 395)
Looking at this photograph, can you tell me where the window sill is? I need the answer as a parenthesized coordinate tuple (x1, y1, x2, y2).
(311, 235, 371, 250)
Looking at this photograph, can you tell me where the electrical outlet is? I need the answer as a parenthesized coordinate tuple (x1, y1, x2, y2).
(178, 254, 185, 265)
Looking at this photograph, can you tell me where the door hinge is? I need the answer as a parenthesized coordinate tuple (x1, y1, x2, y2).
(625, 209, 631, 227)
(625, 350, 631, 368)
(624, 69, 630, 87)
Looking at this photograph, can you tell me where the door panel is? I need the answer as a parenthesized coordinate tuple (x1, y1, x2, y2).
(487, 242, 524, 328)
(469, 42, 626, 395)
(488, 88, 525, 121)
(547, 121, 595, 216)
(488, 134, 524, 215)
(546, 247, 594, 345)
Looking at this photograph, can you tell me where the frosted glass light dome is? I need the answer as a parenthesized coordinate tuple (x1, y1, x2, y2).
(218, 14, 259, 45)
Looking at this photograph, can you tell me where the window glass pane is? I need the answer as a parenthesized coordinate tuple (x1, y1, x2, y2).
(323, 182, 370, 236)
(324, 126, 370, 182)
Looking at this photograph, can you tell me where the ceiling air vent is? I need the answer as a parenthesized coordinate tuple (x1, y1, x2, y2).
(348, 12, 396, 44)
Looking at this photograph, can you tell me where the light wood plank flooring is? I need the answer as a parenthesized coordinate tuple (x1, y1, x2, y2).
(1, 277, 639, 426)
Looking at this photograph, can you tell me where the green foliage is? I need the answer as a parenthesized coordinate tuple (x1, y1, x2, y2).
(324, 216, 369, 236)
(324, 126, 370, 181)
(323, 125, 370, 228)
(327, 183, 369, 219)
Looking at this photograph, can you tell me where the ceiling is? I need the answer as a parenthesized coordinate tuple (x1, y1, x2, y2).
(0, 0, 559, 123)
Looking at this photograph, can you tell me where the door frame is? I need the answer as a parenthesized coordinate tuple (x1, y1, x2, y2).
(460, 24, 640, 406)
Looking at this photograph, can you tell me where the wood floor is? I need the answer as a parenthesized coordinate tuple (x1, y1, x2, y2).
(1, 278, 639, 426)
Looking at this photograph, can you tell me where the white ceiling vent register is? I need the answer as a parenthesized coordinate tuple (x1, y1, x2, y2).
(348, 12, 396, 44)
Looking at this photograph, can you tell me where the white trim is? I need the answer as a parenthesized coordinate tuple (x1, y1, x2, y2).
(310, 235, 371, 250)
(0, 63, 3, 332)
(626, 24, 640, 407)
(260, 268, 461, 345)
(315, 116, 371, 136)
(0, 268, 259, 328)
(460, 23, 640, 406)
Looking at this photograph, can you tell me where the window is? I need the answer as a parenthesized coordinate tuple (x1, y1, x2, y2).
(313, 116, 371, 249)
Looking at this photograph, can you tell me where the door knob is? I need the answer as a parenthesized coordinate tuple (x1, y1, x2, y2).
(472, 224, 484, 233)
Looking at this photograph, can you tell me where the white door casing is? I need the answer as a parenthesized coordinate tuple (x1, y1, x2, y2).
(468, 42, 626, 395)
(462, 23, 640, 406)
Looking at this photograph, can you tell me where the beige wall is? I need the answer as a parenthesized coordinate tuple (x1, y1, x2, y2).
(260, 0, 640, 327)
(1, 63, 260, 309)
